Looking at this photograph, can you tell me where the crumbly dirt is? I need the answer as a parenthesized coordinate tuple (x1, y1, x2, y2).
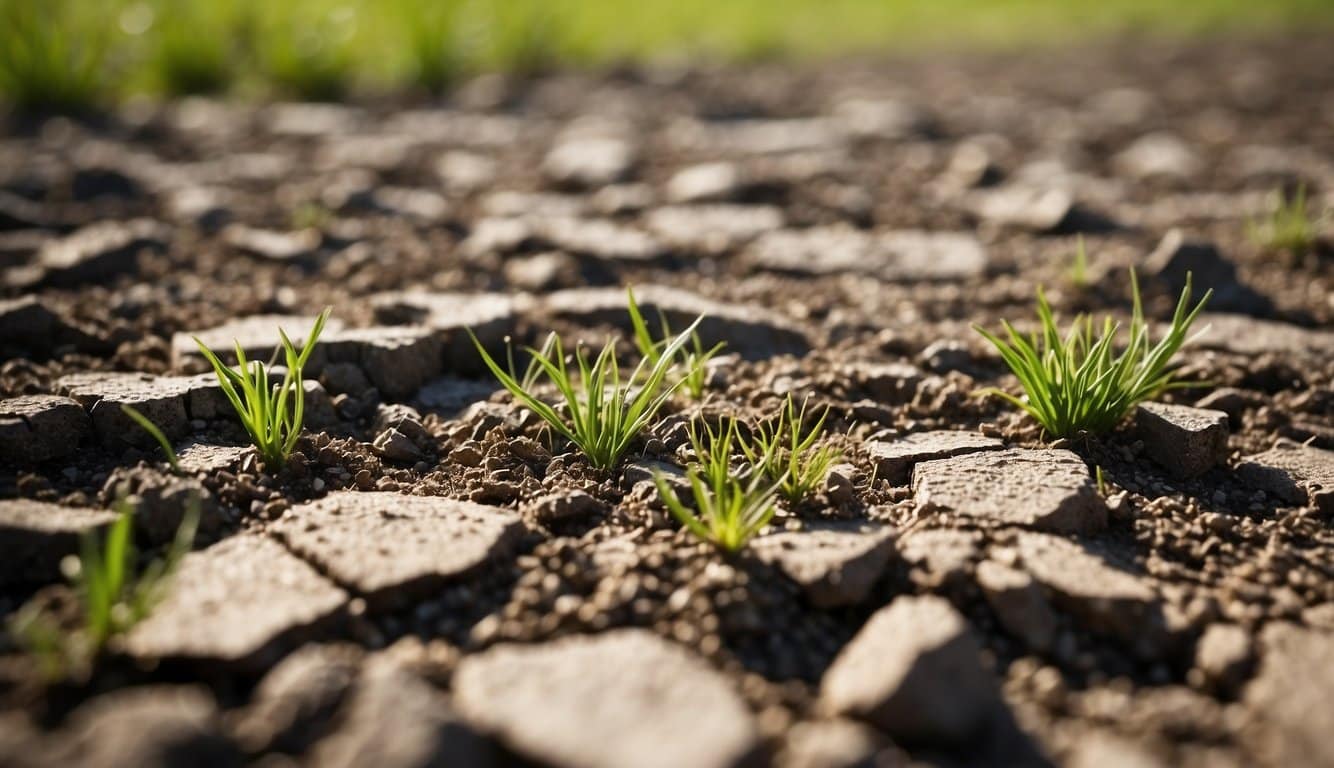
(1, 33, 1332, 768)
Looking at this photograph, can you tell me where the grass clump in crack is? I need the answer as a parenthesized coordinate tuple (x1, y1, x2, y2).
(740, 394, 841, 504)
(973, 269, 1211, 440)
(8, 494, 199, 681)
(628, 287, 724, 400)
(194, 308, 331, 470)
(1248, 185, 1326, 256)
(655, 418, 781, 552)
(470, 314, 704, 470)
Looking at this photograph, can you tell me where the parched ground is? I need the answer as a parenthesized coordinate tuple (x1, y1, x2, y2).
(1, 33, 1333, 768)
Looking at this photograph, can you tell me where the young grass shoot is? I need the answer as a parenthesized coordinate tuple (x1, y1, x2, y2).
(973, 269, 1211, 440)
(471, 314, 705, 470)
(628, 288, 724, 400)
(654, 418, 781, 552)
(739, 395, 841, 504)
(1248, 185, 1326, 256)
(194, 307, 331, 470)
(121, 404, 183, 475)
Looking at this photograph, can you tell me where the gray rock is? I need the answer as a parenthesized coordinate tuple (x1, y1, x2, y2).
(100, 466, 222, 543)
(749, 226, 986, 281)
(0, 499, 119, 585)
(539, 216, 666, 263)
(842, 361, 925, 404)
(57, 372, 213, 448)
(1012, 532, 1167, 658)
(310, 659, 492, 768)
(123, 535, 347, 669)
(1196, 313, 1334, 358)
(1112, 132, 1201, 181)
(31, 219, 166, 287)
(776, 719, 900, 768)
(435, 150, 496, 193)
(223, 224, 320, 262)
(0, 395, 89, 463)
(1146, 229, 1270, 316)
(897, 528, 981, 589)
(1243, 622, 1334, 768)
(912, 448, 1107, 534)
(665, 162, 743, 203)
(521, 490, 603, 524)
(232, 644, 363, 754)
(1134, 402, 1229, 478)
(172, 314, 346, 373)
(0, 296, 102, 355)
(175, 442, 252, 474)
(543, 137, 637, 189)
(415, 377, 499, 417)
(645, 204, 783, 255)
(831, 97, 933, 140)
(165, 186, 232, 231)
(322, 327, 442, 400)
(976, 560, 1057, 652)
(918, 339, 974, 373)
(272, 492, 524, 609)
(46, 686, 240, 768)
(1194, 623, 1252, 691)
(1237, 440, 1334, 514)
(967, 186, 1075, 232)
(867, 431, 1003, 485)
(751, 523, 896, 608)
(373, 428, 424, 462)
(542, 285, 809, 360)
(820, 594, 1002, 745)
(453, 629, 758, 768)
(370, 292, 517, 374)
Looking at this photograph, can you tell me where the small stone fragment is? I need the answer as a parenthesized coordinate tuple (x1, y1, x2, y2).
(0, 395, 89, 464)
(223, 224, 320, 262)
(976, 560, 1057, 652)
(372, 428, 424, 462)
(322, 327, 442, 400)
(0, 499, 119, 584)
(453, 629, 758, 768)
(123, 535, 347, 668)
(521, 490, 603, 524)
(897, 527, 981, 589)
(1113, 132, 1201, 181)
(45, 686, 240, 768)
(543, 137, 637, 189)
(912, 448, 1106, 533)
(1146, 229, 1270, 316)
(1134, 402, 1229, 478)
(820, 595, 1002, 745)
(665, 162, 743, 203)
(1237, 440, 1334, 514)
(1194, 623, 1252, 692)
(370, 291, 516, 374)
(58, 372, 208, 448)
(751, 523, 896, 608)
(842, 361, 925, 404)
(232, 644, 363, 754)
(867, 431, 1003, 485)
(776, 719, 901, 768)
(1243, 622, 1334, 768)
(33, 218, 166, 287)
(272, 492, 524, 609)
(172, 313, 344, 372)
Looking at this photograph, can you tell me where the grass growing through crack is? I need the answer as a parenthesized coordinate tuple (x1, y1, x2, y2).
(9, 494, 199, 681)
(628, 288, 724, 400)
(471, 315, 705, 470)
(121, 405, 183, 475)
(194, 308, 331, 470)
(740, 395, 841, 504)
(1248, 185, 1326, 256)
(973, 269, 1211, 440)
(654, 418, 781, 552)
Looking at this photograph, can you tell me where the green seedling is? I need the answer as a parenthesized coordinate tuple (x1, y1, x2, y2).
(1069, 235, 1089, 289)
(974, 269, 1211, 440)
(9, 493, 199, 681)
(740, 395, 841, 504)
(0, 0, 108, 112)
(654, 418, 781, 552)
(470, 315, 704, 470)
(1248, 185, 1325, 256)
(628, 288, 724, 400)
(121, 404, 183, 475)
(194, 307, 331, 470)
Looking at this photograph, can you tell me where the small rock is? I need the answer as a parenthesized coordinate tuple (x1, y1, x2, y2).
(820, 595, 1002, 745)
(322, 327, 442, 400)
(918, 339, 974, 374)
(1243, 622, 1334, 768)
(453, 629, 758, 768)
(100, 466, 222, 543)
(913, 448, 1107, 533)
(45, 686, 240, 768)
(373, 429, 424, 462)
(232, 644, 363, 754)
(867, 431, 1003, 485)
(58, 372, 204, 448)
(0, 395, 89, 464)
(645, 204, 783, 256)
(976, 560, 1057, 652)
(370, 292, 516, 375)
(0, 499, 119, 585)
(30, 219, 166, 287)
(897, 528, 981, 589)
(751, 523, 896, 608)
(223, 224, 320, 262)
(665, 162, 743, 203)
(1113, 132, 1201, 181)
(776, 719, 899, 768)
(1237, 440, 1334, 514)
(1197, 313, 1334, 358)
(842, 361, 925, 404)
(1194, 623, 1252, 691)
(1134, 402, 1229, 478)
(1146, 229, 1270, 316)
(173, 314, 346, 373)
(521, 490, 603, 524)
(0, 296, 102, 356)
(543, 137, 637, 189)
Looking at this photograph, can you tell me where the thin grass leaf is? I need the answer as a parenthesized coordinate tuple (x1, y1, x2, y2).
(121, 405, 183, 475)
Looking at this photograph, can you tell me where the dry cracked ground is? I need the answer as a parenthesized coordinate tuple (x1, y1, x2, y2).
(1, 34, 1333, 768)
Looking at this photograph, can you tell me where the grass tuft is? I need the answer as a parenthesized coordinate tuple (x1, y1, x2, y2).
(628, 288, 724, 400)
(654, 418, 781, 552)
(470, 315, 704, 470)
(121, 404, 183, 475)
(973, 269, 1211, 440)
(194, 308, 331, 470)
(9, 493, 199, 681)
(1248, 185, 1326, 256)
(0, 0, 108, 113)
(740, 394, 841, 504)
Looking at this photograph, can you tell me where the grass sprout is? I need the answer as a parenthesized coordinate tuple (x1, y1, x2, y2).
(1248, 185, 1326, 256)
(0, 0, 108, 112)
(9, 493, 199, 681)
(628, 287, 724, 400)
(973, 269, 1211, 440)
(194, 307, 331, 470)
(654, 418, 780, 552)
(739, 395, 841, 504)
(470, 316, 704, 470)
(121, 405, 183, 475)
(1068, 235, 1089, 288)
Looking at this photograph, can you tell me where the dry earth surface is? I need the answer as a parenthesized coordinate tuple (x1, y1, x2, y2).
(1, 33, 1333, 768)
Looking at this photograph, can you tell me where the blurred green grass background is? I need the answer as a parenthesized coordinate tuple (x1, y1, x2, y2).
(3, 0, 1332, 110)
